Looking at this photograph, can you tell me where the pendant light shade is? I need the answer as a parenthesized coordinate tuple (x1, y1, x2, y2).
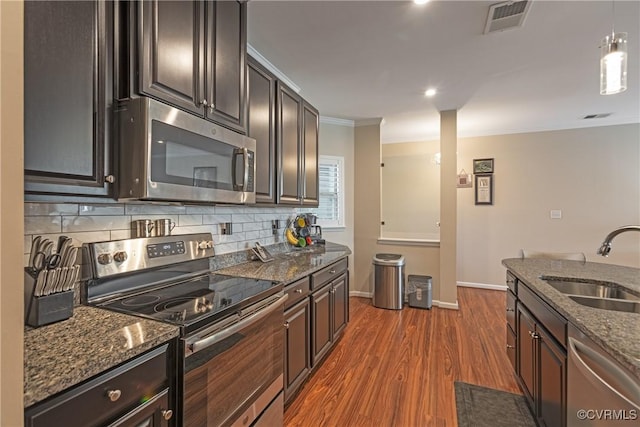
(600, 32, 628, 95)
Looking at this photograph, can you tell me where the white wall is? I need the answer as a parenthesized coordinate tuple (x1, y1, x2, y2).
(318, 120, 355, 288)
(457, 124, 640, 286)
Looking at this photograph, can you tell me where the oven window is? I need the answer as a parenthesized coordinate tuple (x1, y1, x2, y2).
(183, 305, 284, 426)
(150, 120, 234, 190)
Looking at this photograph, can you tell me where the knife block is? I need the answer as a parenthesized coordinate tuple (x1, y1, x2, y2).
(24, 270, 74, 327)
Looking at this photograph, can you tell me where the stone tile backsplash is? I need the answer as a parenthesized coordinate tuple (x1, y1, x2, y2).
(24, 202, 298, 265)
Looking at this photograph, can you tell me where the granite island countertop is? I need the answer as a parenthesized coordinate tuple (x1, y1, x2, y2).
(502, 258, 640, 377)
(214, 242, 352, 283)
(24, 305, 179, 408)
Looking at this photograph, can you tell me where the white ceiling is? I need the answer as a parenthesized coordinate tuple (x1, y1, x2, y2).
(247, 0, 640, 143)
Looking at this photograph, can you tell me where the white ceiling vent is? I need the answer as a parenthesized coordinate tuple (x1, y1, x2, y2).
(483, 1, 532, 34)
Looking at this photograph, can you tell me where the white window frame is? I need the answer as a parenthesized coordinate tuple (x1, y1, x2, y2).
(313, 155, 345, 229)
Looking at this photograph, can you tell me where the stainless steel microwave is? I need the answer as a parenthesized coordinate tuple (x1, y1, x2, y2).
(116, 97, 256, 204)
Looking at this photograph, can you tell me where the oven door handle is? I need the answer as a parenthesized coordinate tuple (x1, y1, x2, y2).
(188, 294, 288, 355)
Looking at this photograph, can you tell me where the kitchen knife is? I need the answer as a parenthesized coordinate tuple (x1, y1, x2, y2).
(43, 269, 57, 295)
(64, 265, 80, 292)
(62, 246, 78, 268)
(34, 270, 47, 297)
(28, 236, 42, 269)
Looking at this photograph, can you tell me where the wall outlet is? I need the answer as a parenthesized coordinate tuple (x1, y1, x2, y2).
(550, 210, 562, 219)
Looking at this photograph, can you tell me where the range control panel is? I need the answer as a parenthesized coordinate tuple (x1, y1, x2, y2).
(87, 233, 214, 278)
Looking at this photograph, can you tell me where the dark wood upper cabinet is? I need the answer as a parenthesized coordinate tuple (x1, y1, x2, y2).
(138, 0, 246, 133)
(207, 0, 246, 132)
(24, 0, 114, 197)
(247, 58, 276, 204)
(277, 82, 303, 205)
(302, 102, 319, 206)
(140, 0, 205, 115)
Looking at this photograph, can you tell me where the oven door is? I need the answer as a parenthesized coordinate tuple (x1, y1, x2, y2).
(182, 293, 287, 427)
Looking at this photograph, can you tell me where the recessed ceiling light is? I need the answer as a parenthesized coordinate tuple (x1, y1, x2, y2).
(414, 0, 430, 5)
(424, 88, 437, 97)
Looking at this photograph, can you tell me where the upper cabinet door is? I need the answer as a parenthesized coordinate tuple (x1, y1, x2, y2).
(248, 58, 276, 204)
(277, 82, 302, 205)
(140, 0, 205, 115)
(302, 102, 319, 206)
(206, 1, 247, 133)
(24, 0, 113, 197)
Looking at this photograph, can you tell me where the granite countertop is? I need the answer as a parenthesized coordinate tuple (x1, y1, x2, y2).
(502, 258, 640, 376)
(215, 242, 352, 284)
(24, 306, 179, 408)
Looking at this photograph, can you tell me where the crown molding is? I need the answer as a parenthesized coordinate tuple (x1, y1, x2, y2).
(355, 118, 384, 127)
(320, 116, 355, 127)
(247, 44, 301, 93)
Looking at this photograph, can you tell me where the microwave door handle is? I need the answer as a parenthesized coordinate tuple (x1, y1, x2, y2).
(232, 147, 249, 192)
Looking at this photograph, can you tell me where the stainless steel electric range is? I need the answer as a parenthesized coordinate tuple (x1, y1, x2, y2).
(84, 233, 286, 427)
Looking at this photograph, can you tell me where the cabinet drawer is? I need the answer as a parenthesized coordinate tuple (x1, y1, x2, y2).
(506, 289, 517, 332)
(506, 271, 517, 293)
(519, 284, 567, 348)
(311, 258, 348, 290)
(284, 276, 310, 310)
(26, 345, 169, 427)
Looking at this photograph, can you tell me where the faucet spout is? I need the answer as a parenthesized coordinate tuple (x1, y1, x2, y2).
(597, 225, 640, 256)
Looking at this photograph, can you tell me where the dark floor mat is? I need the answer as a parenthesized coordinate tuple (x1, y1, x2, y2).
(454, 382, 537, 427)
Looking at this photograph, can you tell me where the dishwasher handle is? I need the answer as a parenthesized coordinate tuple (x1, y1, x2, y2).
(568, 336, 640, 410)
(187, 293, 288, 355)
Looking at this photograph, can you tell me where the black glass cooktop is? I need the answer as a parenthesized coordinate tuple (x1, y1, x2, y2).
(98, 273, 281, 331)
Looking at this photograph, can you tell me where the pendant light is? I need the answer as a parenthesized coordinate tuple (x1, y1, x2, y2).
(600, 1, 627, 95)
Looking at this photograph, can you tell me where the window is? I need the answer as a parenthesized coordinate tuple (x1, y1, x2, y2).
(312, 155, 344, 228)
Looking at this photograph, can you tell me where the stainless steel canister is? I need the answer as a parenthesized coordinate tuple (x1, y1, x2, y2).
(153, 219, 176, 237)
(131, 220, 154, 238)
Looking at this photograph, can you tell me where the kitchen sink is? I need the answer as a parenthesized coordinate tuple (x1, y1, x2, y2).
(541, 278, 640, 301)
(568, 295, 640, 314)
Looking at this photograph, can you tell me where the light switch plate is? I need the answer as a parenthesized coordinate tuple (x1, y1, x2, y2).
(550, 210, 562, 219)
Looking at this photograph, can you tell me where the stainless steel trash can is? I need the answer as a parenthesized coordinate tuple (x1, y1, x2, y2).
(373, 254, 405, 310)
(408, 275, 432, 309)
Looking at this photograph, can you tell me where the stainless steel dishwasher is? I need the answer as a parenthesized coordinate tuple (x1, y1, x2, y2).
(567, 324, 640, 426)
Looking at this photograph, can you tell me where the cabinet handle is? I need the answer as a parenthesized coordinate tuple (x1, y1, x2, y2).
(284, 321, 289, 329)
(329, 269, 336, 274)
(507, 344, 515, 349)
(104, 175, 115, 184)
(161, 409, 173, 421)
(295, 289, 303, 294)
(107, 389, 121, 402)
(528, 330, 540, 340)
(506, 308, 514, 312)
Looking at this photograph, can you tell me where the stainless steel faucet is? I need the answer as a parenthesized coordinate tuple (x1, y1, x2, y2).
(597, 225, 640, 256)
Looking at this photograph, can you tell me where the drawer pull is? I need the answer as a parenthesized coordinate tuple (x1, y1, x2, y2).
(107, 389, 121, 402)
(506, 308, 514, 312)
(284, 321, 289, 329)
(507, 344, 515, 349)
(528, 330, 540, 340)
(295, 289, 303, 294)
(329, 269, 336, 274)
(161, 409, 173, 421)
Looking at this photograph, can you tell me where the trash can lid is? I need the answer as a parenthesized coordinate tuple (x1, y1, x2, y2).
(373, 253, 405, 266)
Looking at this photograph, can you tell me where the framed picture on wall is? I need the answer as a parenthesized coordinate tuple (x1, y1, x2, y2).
(475, 174, 493, 205)
(473, 158, 494, 174)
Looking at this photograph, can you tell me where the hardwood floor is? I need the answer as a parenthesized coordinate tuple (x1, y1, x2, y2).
(284, 287, 521, 427)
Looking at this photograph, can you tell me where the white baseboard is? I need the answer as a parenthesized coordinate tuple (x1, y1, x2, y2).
(433, 300, 459, 310)
(458, 281, 507, 291)
(350, 291, 372, 298)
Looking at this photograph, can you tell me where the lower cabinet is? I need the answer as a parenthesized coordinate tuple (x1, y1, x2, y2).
(283, 258, 349, 405)
(507, 271, 567, 427)
(24, 344, 174, 427)
(284, 298, 311, 402)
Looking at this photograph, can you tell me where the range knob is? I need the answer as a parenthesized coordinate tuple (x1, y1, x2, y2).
(113, 251, 128, 263)
(97, 253, 113, 265)
(197, 240, 213, 250)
